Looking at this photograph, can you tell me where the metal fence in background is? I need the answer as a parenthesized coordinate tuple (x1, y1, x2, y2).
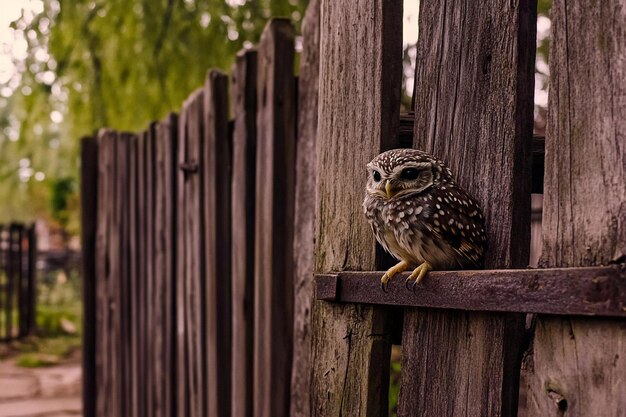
(0, 223, 37, 342)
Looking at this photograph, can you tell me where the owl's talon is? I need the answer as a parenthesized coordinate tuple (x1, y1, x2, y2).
(406, 262, 432, 292)
(380, 275, 390, 292)
(379, 260, 409, 292)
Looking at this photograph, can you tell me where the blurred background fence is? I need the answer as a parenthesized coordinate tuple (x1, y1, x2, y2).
(0, 223, 37, 342)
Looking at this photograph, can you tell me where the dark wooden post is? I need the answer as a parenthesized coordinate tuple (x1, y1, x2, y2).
(231, 49, 257, 417)
(81, 136, 98, 417)
(26, 223, 36, 336)
(15, 223, 25, 338)
(177, 89, 206, 417)
(526, 1, 626, 415)
(290, 1, 320, 416)
(400, 1, 536, 416)
(253, 19, 296, 417)
(154, 114, 177, 417)
(310, 1, 402, 416)
(95, 129, 115, 417)
(203, 69, 232, 417)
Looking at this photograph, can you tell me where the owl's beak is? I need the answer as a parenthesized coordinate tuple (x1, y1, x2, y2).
(385, 180, 395, 199)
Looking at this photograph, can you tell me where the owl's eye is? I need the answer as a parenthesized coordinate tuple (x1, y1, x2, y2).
(372, 170, 382, 182)
(400, 168, 421, 180)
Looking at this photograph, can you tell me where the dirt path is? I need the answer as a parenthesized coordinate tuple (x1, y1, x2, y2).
(0, 358, 81, 417)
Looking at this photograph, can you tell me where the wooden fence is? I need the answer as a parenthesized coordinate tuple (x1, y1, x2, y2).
(0, 223, 37, 342)
(81, 1, 626, 416)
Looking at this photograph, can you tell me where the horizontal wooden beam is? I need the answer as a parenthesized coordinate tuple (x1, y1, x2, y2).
(316, 265, 626, 317)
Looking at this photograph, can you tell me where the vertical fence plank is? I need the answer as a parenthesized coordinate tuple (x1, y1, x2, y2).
(16, 224, 25, 338)
(95, 130, 114, 417)
(400, 1, 536, 416)
(144, 124, 157, 417)
(116, 132, 131, 417)
(203, 70, 232, 417)
(253, 19, 296, 417)
(310, 1, 402, 416)
(128, 133, 140, 417)
(177, 89, 206, 417)
(526, 1, 626, 415)
(81, 136, 98, 417)
(290, 2, 320, 416)
(176, 107, 189, 417)
(26, 223, 36, 337)
(155, 113, 178, 417)
(5, 224, 16, 339)
(231, 49, 257, 417)
(137, 130, 148, 417)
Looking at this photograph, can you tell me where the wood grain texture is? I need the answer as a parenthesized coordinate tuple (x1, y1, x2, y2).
(311, 1, 402, 416)
(137, 131, 148, 417)
(290, 1, 320, 416)
(253, 19, 296, 417)
(80, 137, 98, 417)
(155, 114, 177, 417)
(128, 133, 139, 417)
(144, 125, 156, 417)
(526, 1, 626, 415)
(95, 129, 114, 417)
(231, 49, 257, 417)
(177, 89, 207, 417)
(401, 1, 537, 416)
(203, 70, 231, 417)
(315, 266, 626, 317)
(151, 114, 177, 417)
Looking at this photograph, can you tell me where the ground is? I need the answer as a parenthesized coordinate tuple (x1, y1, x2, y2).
(0, 354, 81, 417)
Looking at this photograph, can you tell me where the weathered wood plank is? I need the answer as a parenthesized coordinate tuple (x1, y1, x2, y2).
(311, 0, 402, 416)
(175, 108, 188, 417)
(231, 49, 257, 417)
(526, 1, 626, 415)
(95, 130, 114, 417)
(128, 133, 140, 417)
(81, 136, 98, 417)
(144, 124, 157, 417)
(177, 89, 206, 417)
(401, 1, 537, 416)
(117, 133, 131, 417)
(253, 19, 296, 417)
(136, 130, 148, 417)
(203, 69, 231, 417)
(155, 113, 177, 417)
(314, 266, 626, 317)
(290, 2, 320, 416)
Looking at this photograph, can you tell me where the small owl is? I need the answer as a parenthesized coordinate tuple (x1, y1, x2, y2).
(363, 148, 487, 290)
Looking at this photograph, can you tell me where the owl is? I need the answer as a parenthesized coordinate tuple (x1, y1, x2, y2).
(363, 148, 487, 291)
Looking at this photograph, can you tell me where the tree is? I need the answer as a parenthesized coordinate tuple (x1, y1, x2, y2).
(1, 0, 307, 230)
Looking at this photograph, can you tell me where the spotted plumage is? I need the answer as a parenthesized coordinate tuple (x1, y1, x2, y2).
(362, 148, 487, 289)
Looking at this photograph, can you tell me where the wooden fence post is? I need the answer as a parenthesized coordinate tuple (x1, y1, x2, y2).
(526, 1, 626, 415)
(290, 1, 320, 416)
(400, 1, 536, 416)
(177, 89, 206, 417)
(253, 19, 296, 417)
(231, 49, 257, 417)
(81, 136, 98, 417)
(154, 114, 178, 417)
(310, 1, 402, 416)
(203, 69, 232, 417)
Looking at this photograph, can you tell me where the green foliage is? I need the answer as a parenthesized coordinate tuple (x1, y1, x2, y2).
(1, 0, 307, 227)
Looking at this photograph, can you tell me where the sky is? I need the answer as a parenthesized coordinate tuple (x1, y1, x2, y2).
(0, 0, 43, 85)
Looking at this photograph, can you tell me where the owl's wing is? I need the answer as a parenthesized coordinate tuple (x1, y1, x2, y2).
(424, 187, 487, 268)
